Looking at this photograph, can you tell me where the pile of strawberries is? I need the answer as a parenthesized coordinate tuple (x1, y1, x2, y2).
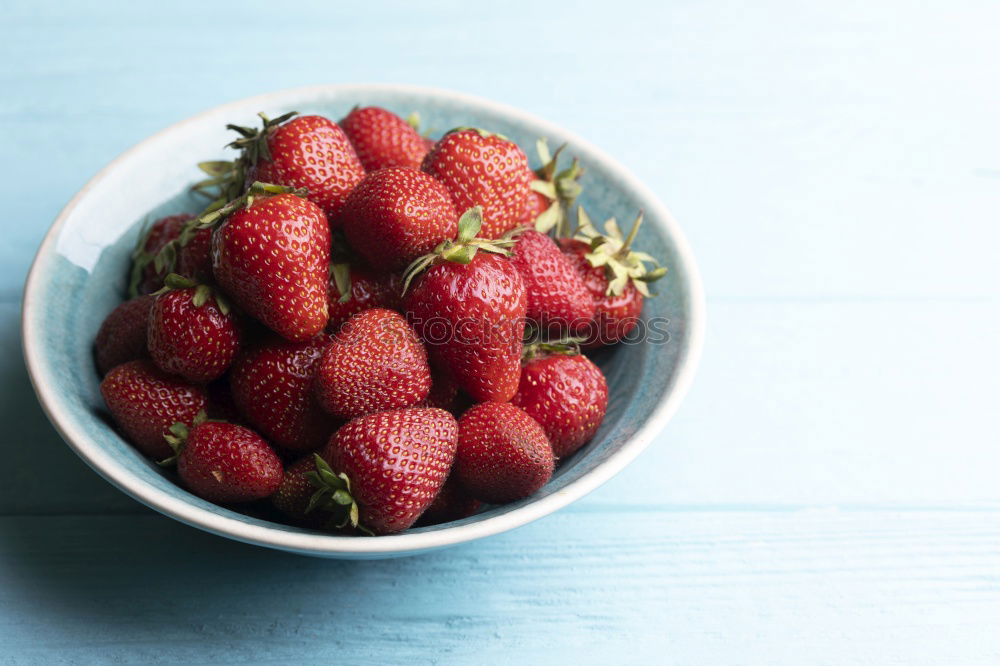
(94, 106, 665, 535)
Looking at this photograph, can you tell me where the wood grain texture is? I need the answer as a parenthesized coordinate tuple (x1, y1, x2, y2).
(2, 511, 999, 665)
(2, 0, 1000, 662)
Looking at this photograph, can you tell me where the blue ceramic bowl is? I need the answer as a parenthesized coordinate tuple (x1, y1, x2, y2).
(22, 85, 705, 558)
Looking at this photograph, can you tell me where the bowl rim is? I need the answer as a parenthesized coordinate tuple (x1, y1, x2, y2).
(21, 83, 706, 557)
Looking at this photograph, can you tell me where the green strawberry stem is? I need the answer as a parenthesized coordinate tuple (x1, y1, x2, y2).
(192, 112, 298, 208)
(406, 111, 436, 138)
(304, 454, 374, 535)
(226, 111, 298, 167)
(400, 206, 522, 294)
(328, 231, 364, 304)
(193, 181, 307, 230)
(445, 126, 510, 141)
(522, 334, 586, 361)
(141, 182, 307, 293)
(329, 263, 353, 304)
(157, 410, 208, 466)
(531, 138, 585, 238)
(127, 217, 157, 298)
(152, 273, 232, 315)
(575, 207, 668, 298)
(132, 110, 300, 297)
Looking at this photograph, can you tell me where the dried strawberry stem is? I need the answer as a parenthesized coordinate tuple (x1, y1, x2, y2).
(575, 207, 668, 297)
(531, 138, 585, 238)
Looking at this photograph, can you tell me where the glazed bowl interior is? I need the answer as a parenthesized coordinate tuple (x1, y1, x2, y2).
(22, 84, 704, 558)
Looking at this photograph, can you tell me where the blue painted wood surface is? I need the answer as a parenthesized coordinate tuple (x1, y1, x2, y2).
(2, 1, 999, 663)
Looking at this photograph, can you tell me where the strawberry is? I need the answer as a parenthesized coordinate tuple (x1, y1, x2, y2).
(403, 208, 527, 402)
(94, 295, 154, 376)
(229, 333, 337, 452)
(100, 359, 208, 459)
(560, 238, 641, 346)
(509, 229, 596, 336)
(421, 128, 533, 239)
(128, 213, 192, 296)
(147, 275, 240, 383)
(453, 402, 554, 503)
(133, 219, 214, 301)
(219, 113, 365, 222)
(341, 167, 459, 271)
(212, 189, 331, 342)
(164, 416, 283, 503)
(511, 348, 608, 458)
(270, 456, 368, 532)
(271, 456, 328, 527)
(327, 264, 402, 332)
(419, 369, 466, 414)
(416, 475, 481, 526)
(206, 376, 242, 422)
(314, 308, 431, 419)
(175, 226, 213, 283)
(314, 407, 458, 534)
(523, 190, 549, 225)
(559, 209, 667, 347)
(340, 106, 430, 171)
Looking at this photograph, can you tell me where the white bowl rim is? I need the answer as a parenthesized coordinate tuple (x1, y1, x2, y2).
(22, 83, 706, 557)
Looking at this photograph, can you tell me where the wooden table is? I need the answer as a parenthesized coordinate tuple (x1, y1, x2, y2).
(3, 1, 998, 663)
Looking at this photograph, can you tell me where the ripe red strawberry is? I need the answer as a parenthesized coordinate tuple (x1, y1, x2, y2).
(129, 213, 192, 295)
(270, 456, 368, 532)
(559, 210, 667, 347)
(212, 191, 330, 342)
(419, 369, 466, 414)
(327, 264, 402, 332)
(316, 407, 458, 534)
(415, 476, 481, 526)
(341, 167, 458, 271)
(560, 238, 644, 347)
(100, 359, 208, 459)
(404, 208, 527, 402)
(232, 113, 365, 221)
(147, 277, 240, 383)
(522, 191, 549, 224)
(314, 308, 431, 419)
(454, 402, 554, 503)
(175, 226, 213, 283)
(512, 351, 608, 458)
(167, 418, 283, 503)
(421, 128, 533, 239)
(229, 333, 337, 452)
(509, 229, 596, 336)
(94, 295, 154, 375)
(271, 456, 328, 527)
(340, 106, 430, 171)
(206, 376, 242, 422)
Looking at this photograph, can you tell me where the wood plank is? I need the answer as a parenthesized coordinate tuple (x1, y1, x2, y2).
(0, 510, 999, 664)
(1, 304, 142, 516)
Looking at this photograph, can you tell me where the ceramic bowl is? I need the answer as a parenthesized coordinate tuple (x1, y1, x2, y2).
(22, 84, 705, 558)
